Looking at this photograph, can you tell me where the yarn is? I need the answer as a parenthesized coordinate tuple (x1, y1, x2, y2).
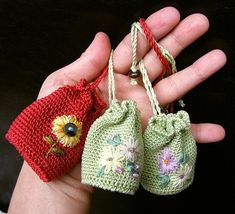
(81, 51, 144, 195)
(137, 19, 179, 112)
(139, 60, 197, 195)
(5, 68, 107, 182)
(129, 19, 196, 195)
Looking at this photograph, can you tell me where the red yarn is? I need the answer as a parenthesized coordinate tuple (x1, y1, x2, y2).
(139, 18, 174, 112)
(139, 18, 173, 79)
(6, 68, 107, 182)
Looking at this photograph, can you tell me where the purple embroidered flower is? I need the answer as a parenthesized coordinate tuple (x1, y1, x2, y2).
(159, 147, 179, 174)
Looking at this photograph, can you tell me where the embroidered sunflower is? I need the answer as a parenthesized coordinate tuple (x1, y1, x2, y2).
(52, 115, 82, 147)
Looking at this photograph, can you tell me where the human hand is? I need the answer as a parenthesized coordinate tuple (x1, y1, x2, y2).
(8, 7, 226, 214)
(39, 8, 226, 143)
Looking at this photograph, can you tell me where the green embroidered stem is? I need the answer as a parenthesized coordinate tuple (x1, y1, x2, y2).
(139, 60, 162, 116)
(45, 141, 64, 158)
(45, 141, 58, 158)
(43, 136, 64, 158)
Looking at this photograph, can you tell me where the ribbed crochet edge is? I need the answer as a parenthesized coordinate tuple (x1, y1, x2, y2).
(82, 174, 139, 195)
(140, 176, 194, 195)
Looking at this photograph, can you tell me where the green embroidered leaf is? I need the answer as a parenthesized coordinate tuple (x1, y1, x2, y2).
(157, 174, 170, 187)
(97, 166, 106, 177)
(43, 136, 54, 145)
(51, 147, 65, 156)
(126, 161, 135, 172)
(107, 134, 122, 147)
(180, 152, 189, 164)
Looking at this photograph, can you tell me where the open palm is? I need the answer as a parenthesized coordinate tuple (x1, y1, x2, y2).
(39, 7, 226, 142)
(9, 7, 226, 214)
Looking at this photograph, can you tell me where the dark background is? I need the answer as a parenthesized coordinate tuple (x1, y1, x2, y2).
(0, 0, 234, 213)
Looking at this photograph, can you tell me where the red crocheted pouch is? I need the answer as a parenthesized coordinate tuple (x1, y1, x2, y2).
(6, 69, 107, 182)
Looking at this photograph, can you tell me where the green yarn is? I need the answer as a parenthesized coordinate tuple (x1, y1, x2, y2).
(141, 111, 197, 195)
(132, 22, 177, 74)
(130, 22, 140, 85)
(81, 51, 144, 195)
(82, 19, 197, 195)
(81, 100, 143, 194)
(139, 60, 197, 195)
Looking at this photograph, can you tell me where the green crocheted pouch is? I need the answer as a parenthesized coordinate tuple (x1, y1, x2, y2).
(141, 110, 197, 195)
(81, 51, 144, 195)
(138, 60, 197, 195)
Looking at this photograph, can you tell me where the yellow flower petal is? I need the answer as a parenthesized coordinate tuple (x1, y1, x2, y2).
(52, 115, 82, 148)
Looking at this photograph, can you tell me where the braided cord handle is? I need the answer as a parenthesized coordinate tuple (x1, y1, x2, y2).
(139, 18, 177, 78)
(108, 50, 116, 105)
(139, 60, 162, 116)
(131, 19, 184, 112)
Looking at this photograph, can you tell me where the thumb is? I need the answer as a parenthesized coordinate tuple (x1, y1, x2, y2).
(38, 32, 111, 99)
(57, 32, 112, 81)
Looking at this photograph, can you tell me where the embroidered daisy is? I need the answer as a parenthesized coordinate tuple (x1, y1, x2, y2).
(52, 115, 82, 147)
(159, 147, 179, 174)
(171, 164, 192, 188)
(118, 137, 139, 162)
(99, 146, 125, 174)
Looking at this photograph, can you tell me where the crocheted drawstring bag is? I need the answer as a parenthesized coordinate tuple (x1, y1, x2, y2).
(5, 68, 107, 182)
(126, 19, 195, 195)
(139, 60, 197, 195)
(81, 51, 144, 195)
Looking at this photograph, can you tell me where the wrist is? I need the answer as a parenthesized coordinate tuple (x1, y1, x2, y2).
(8, 162, 93, 214)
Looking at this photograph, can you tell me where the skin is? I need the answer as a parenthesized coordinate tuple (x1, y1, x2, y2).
(8, 7, 226, 214)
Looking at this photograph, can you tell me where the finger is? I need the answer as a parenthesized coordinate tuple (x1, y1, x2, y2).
(49, 32, 111, 83)
(38, 32, 111, 98)
(154, 49, 227, 106)
(144, 13, 209, 81)
(191, 123, 225, 143)
(113, 6, 180, 74)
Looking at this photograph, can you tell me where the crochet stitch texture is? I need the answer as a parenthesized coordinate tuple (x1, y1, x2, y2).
(82, 100, 144, 194)
(81, 51, 144, 195)
(141, 110, 197, 195)
(138, 60, 197, 195)
(6, 77, 107, 182)
(128, 20, 197, 195)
